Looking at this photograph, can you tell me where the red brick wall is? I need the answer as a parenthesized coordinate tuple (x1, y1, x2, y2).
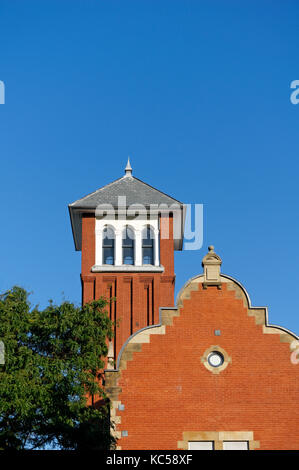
(160, 214, 174, 275)
(115, 282, 299, 450)
(81, 214, 95, 277)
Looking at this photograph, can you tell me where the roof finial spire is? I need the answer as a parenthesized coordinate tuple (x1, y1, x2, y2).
(124, 157, 133, 177)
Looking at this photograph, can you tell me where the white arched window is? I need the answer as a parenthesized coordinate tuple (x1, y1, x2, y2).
(102, 226, 115, 265)
(142, 226, 154, 265)
(122, 226, 135, 265)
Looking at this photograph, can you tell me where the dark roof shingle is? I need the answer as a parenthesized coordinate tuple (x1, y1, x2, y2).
(69, 175, 183, 209)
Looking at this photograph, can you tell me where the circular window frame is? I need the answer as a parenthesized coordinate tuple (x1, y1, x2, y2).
(201, 345, 231, 374)
(207, 351, 224, 368)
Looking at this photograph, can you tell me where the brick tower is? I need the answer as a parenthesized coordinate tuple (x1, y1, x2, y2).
(68, 160, 185, 365)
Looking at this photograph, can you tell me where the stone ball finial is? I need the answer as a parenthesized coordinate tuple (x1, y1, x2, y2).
(208, 245, 214, 252)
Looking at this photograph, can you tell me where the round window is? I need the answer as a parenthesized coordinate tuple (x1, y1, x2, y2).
(207, 351, 224, 367)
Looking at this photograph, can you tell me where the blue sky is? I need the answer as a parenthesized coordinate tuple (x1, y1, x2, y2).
(0, 0, 299, 336)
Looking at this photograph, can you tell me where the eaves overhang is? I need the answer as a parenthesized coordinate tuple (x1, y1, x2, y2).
(68, 202, 186, 252)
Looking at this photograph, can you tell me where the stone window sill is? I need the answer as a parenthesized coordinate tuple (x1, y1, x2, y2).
(91, 265, 165, 273)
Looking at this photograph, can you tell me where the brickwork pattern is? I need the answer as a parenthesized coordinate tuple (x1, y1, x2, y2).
(110, 277, 299, 450)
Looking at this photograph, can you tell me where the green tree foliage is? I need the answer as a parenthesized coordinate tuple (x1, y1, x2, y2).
(0, 286, 115, 450)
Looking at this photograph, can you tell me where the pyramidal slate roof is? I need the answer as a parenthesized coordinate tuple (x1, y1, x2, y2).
(68, 160, 185, 251)
(69, 172, 183, 209)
